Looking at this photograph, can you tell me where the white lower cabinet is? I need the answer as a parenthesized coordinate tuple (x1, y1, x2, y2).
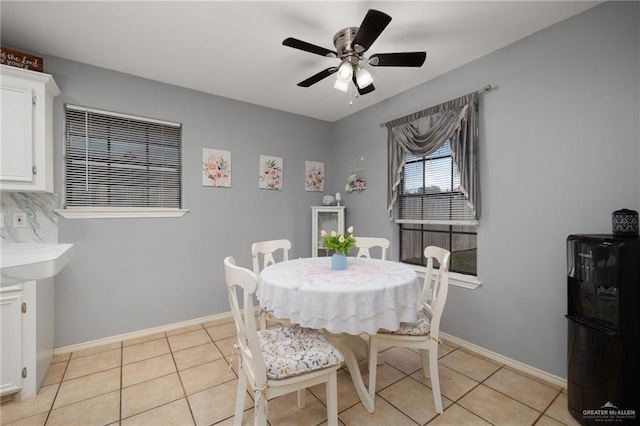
(1, 286, 23, 396)
(0, 279, 54, 400)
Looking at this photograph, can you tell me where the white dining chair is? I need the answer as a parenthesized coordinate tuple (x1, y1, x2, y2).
(354, 237, 390, 260)
(367, 246, 451, 414)
(251, 239, 291, 329)
(224, 257, 343, 426)
(251, 239, 291, 275)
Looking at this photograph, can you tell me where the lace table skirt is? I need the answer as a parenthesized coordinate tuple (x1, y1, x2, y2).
(257, 257, 421, 335)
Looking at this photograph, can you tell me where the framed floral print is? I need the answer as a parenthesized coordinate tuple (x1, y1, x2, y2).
(259, 155, 283, 190)
(305, 161, 324, 192)
(202, 148, 231, 187)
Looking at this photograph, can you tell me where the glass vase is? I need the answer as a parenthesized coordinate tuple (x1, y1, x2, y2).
(331, 253, 348, 270)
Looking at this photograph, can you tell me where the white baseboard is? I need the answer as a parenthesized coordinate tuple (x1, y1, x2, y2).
(53, 311, 234, 355)
(440, 332, 567, 389)
(54, 313, 566, 390)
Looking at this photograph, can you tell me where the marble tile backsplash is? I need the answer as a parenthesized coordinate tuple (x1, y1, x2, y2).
(1, 192, 58, 244)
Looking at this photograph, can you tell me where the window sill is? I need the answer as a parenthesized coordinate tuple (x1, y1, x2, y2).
(408, 264, 481, 290)
(55, 207, 189, 219)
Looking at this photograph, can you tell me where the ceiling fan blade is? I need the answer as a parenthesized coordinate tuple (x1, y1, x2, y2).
(352, 75, 376, 95)
(297, 67, 338, 87)
(369, 52, 427, 67)
(283, 37, 337, 58)
(352, 9, 392, 53)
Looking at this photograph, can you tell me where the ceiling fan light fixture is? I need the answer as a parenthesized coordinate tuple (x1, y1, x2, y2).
(283, 9, 425, 95)
(334, 78, 350, 92)
(337, 61, 353, 80)
(355, 66, 373, 88)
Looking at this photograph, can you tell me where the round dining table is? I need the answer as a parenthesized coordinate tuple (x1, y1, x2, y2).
(257, 256, 421, 413)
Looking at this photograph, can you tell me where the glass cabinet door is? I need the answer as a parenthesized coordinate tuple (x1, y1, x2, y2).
(311, 206, 345, 257)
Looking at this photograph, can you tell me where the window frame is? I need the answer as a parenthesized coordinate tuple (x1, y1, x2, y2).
(57, 105, 188, 219)
(399, 223, 478, 275)
(409, 263, 481, 290)
(397, 141, 478, 277)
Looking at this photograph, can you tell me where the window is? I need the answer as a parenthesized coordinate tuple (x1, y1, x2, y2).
(398, 140, 477, 275)
(62, 105, 185, 217)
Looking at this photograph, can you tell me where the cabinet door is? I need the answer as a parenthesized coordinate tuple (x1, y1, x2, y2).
(312, 207, 345, 257)
(1, 291, 23, 396)
(1, 65, 59, 192)
(1, 83, 34, 183)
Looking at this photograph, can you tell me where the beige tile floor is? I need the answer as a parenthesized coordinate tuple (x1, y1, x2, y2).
(0, 317, 581, 426)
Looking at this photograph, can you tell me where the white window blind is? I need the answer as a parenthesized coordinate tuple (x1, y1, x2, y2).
(397, 140, 477, 225)
(64, 105, 182, 208)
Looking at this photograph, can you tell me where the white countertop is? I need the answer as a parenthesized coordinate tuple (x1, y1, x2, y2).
(0, 243, 74, 287)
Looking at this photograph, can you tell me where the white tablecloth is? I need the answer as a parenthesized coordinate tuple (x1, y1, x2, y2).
(257, 257, 421, 335)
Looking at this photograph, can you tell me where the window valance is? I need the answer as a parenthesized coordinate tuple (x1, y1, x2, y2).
(385, 92, 480, 223)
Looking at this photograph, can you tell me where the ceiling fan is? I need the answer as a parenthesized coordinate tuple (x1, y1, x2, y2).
(283, 9, 426, 95)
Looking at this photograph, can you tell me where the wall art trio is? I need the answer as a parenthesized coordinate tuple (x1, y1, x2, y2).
(202, 148, 324, 192)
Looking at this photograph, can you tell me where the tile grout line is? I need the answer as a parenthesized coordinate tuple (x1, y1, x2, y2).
(119, 340, 123, 425)
(479, 364, 565, 419)
(387, 346, 497, 424)
(539, 390, 569, 425)
(170, 326, 202, 426)
(121, 332, 189, 423)
(43, 356, 70, 424)
(371, 346, 441, 425)
(375, 382, 425, 426)
(464, 364, 567, 425)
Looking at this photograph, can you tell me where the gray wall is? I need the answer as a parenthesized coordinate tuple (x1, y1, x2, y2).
(331, 1, 640, 378)
(47, 57, 333, 346)
(11, 1, 638, 381)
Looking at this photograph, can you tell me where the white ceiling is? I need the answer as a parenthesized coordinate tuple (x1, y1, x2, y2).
(1, 1, 600, 122)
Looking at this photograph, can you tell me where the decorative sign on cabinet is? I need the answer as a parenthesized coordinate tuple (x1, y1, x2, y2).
(0, 64, 59, 192)
(0, 47, 44, 72)
(311, 206, 346, 257)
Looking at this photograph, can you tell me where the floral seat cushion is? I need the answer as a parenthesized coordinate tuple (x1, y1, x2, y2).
(258, 324, 344, 379)
(378, 308, 431, 336)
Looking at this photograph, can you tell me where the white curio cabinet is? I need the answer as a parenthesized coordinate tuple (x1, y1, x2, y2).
(0, 64, 60, 192)
(311, 206, 345, 257)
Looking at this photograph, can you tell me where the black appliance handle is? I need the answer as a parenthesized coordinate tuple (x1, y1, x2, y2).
(566, 315, 618, 336)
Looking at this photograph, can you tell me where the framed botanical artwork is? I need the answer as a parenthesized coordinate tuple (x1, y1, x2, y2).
(346, 156, 366, 192)
(305, 160, 324, 192)
(259, 155, 283, 190)
(202, 148, 231, 187)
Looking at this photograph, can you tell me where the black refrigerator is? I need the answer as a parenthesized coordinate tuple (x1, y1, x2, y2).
(566, 235, 639, 425)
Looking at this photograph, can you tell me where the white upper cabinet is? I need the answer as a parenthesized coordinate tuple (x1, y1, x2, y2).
(1, 65, 60, 192)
